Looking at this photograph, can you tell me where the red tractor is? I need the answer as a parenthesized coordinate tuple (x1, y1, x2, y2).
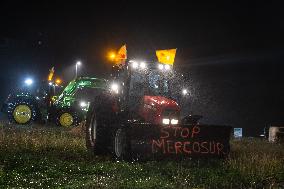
(85, 60, 231, 160)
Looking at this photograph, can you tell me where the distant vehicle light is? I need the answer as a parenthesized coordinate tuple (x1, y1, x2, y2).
(25, 78, 33, 86)
(55, 78, 62, 85)
(109, 52, 116, 60)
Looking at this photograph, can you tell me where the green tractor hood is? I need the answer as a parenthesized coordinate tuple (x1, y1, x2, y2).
(54, 77, 108, 108)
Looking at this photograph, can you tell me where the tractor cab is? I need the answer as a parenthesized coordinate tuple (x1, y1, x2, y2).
(111, 60, 187, 125)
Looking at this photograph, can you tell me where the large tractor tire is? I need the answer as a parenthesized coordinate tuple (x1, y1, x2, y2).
(56, 109, 80, 127)
(85, 94, 114, 155)
(7, 100, 38, 125)
(85, 104, 108, 155)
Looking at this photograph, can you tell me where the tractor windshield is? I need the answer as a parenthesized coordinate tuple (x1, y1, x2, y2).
(129, 69, 171, 98)
(148, 71, 170, 97)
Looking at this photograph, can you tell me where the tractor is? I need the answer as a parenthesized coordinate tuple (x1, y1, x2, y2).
(85, 59, 232, 160)
(2, 76, 108, 127)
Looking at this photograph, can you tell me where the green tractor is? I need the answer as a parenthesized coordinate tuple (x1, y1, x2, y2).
(2, 77, 108, 127)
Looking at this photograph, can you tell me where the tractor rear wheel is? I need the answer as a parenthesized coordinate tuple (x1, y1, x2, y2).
(8, 101, 38, 125)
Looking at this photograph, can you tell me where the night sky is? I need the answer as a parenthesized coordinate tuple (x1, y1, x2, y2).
(0, 2, 284, 136)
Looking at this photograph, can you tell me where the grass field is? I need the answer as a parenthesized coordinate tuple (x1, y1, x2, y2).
(0, 122, 283, 188)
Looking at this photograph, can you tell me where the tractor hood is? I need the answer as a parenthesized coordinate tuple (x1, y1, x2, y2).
(140, 95, 180, 124)
(143, 96, 180, 109)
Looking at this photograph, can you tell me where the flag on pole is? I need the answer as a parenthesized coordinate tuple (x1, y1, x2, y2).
(156, 49, 177, 65)
(48, 67, 55, 81)
(115, 44, 127, 65)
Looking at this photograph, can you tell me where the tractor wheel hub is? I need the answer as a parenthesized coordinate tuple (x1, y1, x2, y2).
(13, 105, 32, 124)
(59, 113, 74, 127)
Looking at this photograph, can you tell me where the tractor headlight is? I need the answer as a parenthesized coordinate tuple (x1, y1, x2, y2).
(110, 83, 119, 94)
(158, 64, 164, 70)
(171, 119, 179, 125)
(158, 64, 171, 71)
(182, 89, 189, 96)
(80, 101, 88, 108)
(164, 64, 171, 70)
(130, 60, 147, 70)
(162, 118, 179, 125)
(162, 118, 170, 125)
(140, 62, 146, 69)
(131, 61, 139, 69)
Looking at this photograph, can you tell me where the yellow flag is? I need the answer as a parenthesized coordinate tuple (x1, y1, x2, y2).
(156, 49, 177, 65)
(48, 67, 55, 81)
(115, 44, 127, 65)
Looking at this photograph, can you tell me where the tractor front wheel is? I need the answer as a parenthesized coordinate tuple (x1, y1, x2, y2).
(56, 109, 80, 127)
(85, 106, 108, 155)
(85, 94, 116, 155)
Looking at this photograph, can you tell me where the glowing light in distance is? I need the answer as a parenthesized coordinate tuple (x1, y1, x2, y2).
(108, 52, 116, 60)
(25, 78, 33, 86)
(55, 78, 62, 85)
